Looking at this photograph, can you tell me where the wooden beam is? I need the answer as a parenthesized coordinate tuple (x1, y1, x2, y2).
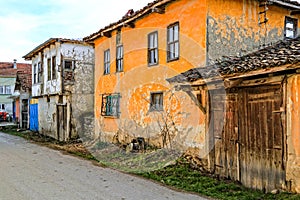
(290, 10, 300, 15)
(152, 7, 165, 14)
(103, 31, 112, 38)
(124, 22, 135, 28)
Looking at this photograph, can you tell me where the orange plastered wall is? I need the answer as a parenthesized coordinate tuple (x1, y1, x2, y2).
(94, 0, 208, 133)
(208, 0, 292, 38)
(288, 75, 300, 157)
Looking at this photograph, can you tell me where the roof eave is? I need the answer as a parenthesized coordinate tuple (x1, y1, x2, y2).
(83, 0, 174, 42)
(269, 0, 300, 10)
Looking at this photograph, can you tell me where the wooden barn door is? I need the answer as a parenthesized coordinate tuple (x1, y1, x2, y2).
(57, 105, 67, 141)
(210, 90, 239, 180)
(238, 84, 286, 191)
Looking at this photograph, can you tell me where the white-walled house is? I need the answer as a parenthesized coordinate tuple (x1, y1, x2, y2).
(23, 38, 95, 141)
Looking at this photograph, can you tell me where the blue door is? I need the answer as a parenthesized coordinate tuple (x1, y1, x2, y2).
(29, 103, 38, 132)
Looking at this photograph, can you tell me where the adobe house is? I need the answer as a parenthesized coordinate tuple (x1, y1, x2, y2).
(168, 37, 300, 192)
(23, 38, 95, 141)
(83, 0, 300, 190)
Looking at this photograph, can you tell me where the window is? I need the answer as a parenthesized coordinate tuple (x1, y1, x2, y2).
(148, 31, 158, 66)
(167, 22, 179, 61)
(47, 58, 51, 80)
(5, 86, 11, 94)
(285, 17, 298, 39)
(116, 29, 122, 45)
(0, 86, 4, 94)
(38, 62, 42, 83)
(116, 45, 123, 72)
(150, 92, 163, 111)
(101, 94, 120, 117)
(33, 64, 37, 84)
(104, 49, 110, 75)
(1, 104, 5, 110)
(52, 56, 56, 79)
(64, 60, 73, 70)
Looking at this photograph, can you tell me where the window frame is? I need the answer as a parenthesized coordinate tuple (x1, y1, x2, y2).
(5, 85, 11, 94)
(47, 58, 51, 81)
(101, 94, 120, 117)
(150, 92, 164, 111)
(284, 16, 298, 39)
(167, 22, 180, 62)
(104, 49, 110, 75)
(64, 59, 73, 71)
(52, 56, 56, 80)
(148, 31, 159, 66)
(37, 62, 42, 83)
(116, 45, 124, 72)
(33, 64, 37, 84)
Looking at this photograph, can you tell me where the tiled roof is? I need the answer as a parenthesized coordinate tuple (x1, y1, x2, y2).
(0, 62, 31, 91)
(167, 37, 300, 83)
(23, 38, 92, 60)
(83, 0, 174, 42)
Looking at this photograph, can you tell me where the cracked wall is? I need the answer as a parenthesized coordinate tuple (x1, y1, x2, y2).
(207, 0, 297, 64)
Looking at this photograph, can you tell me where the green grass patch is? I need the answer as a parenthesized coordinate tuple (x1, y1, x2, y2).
(137, 159, 300, 200)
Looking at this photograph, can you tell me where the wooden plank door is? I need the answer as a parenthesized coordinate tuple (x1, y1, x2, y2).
(29, 103, 39, 132)
(210, 90, 238, 180)
(57, 105, 67, 141)
(238, 85, 285, 192)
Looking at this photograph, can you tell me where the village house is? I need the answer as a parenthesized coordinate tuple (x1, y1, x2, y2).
(83, 0, 300, 192)
(23, 38, 94, 141)
(0, 60, 31, 127)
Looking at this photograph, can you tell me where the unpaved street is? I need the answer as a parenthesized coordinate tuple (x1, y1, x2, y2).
(0, 132, 206, 200)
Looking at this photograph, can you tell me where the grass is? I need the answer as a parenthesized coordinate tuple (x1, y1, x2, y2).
(138, 159, 300, 200)
(2, 127, 300, 200)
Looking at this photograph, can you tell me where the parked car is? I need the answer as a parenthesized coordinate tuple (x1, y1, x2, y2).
(0, 110, 11, 122)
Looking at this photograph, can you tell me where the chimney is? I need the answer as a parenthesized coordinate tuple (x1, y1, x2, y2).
(13, 59, 17, 69)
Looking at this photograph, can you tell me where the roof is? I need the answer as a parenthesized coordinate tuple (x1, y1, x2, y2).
(0, 62, 31, 91)
(167, 37, 300, 83)
(83, 0, 300, 42)
(83, 0, 174, 42)
(23, 38, 92, 60)
(270, 0, 300, 9)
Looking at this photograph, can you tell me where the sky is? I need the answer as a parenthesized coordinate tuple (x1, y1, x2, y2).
(0, 0, 151, 63)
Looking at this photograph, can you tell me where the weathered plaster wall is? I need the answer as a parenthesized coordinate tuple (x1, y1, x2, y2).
(62, 43, 95, 140)
(94, 0, 207, 152)
(207, 0, 299, 64)
(43, 43, 62, 95)
(286, 74, 300, 193)
(38, 96, 58, 139)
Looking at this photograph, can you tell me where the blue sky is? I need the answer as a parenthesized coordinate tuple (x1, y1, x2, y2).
(0, 0, 151, 63)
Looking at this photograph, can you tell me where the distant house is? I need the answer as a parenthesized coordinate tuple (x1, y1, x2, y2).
(0, 60, 31, 126)
(23, 38, 94, 141)
(84, 0, 300, 193)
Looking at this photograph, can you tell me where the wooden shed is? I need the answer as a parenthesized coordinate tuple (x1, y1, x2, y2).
(168, 37, 300, 193)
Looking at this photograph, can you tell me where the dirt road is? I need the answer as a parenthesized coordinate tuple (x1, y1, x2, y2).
(0, 132, 206, 200)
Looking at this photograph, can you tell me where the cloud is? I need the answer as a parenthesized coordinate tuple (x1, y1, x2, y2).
(0, 0, 150, 62)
